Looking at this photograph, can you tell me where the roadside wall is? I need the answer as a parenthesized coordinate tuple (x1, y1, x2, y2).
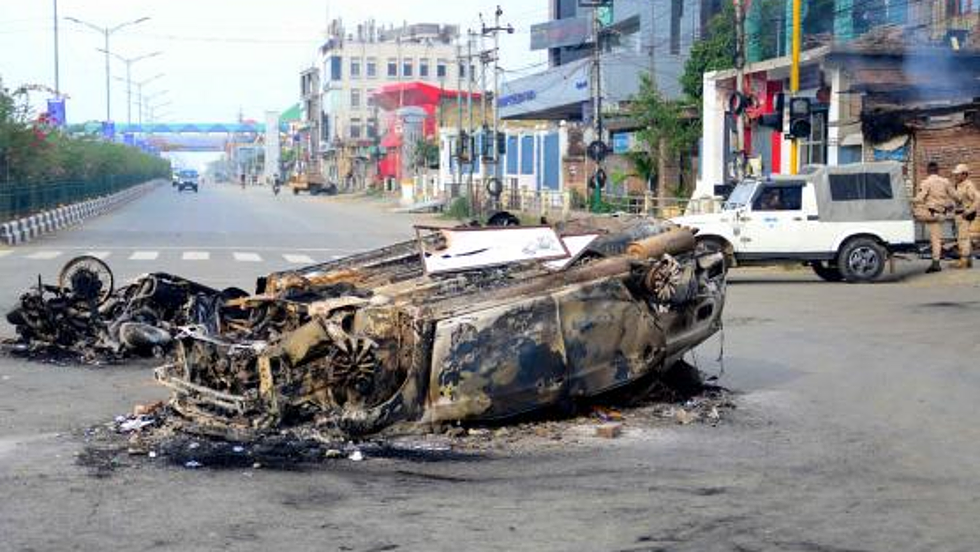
(0, 180, 161, 246)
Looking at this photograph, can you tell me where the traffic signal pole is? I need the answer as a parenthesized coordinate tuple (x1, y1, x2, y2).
(789, 0, 802, 175)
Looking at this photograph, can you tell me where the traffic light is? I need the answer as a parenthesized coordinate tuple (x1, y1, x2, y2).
(788, 97, 812, 139)
(457, 131, 470, 162)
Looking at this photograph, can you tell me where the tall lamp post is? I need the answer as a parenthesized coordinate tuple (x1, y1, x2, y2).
(134, 74, 164, 128)
(100, 49, 161, 126)
(142, 91, 168, 124)
(64, 15, 151, 122)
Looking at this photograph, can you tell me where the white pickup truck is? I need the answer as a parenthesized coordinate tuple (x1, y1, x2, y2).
(672, 162, 928, 283)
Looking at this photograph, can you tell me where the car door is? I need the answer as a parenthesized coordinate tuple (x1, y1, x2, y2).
(737, 182, 808, 255)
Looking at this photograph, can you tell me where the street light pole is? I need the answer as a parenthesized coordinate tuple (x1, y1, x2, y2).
(100, 50, 161, 126)
(134, 74, 164, 128)
(53, 0, 60, 95)
(64, 15, 151, 123)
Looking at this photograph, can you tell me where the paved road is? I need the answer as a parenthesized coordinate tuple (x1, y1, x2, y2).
(1, 185, 979, 551)
(0, 183, 422, 305)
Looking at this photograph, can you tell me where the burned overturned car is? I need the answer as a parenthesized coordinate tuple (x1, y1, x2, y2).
(150, 217, 727, 438)
(4, 216, 726, 437)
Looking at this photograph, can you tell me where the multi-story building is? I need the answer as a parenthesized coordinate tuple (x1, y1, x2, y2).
(500, 0, 723, 121)
(695, 0, 980, 201)
(317, 19, 463, 187)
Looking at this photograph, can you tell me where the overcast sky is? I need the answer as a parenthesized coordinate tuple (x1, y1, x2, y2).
(0, 0, 548, 125)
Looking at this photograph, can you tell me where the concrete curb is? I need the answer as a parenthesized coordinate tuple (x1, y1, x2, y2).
(1, 180, 161, 246)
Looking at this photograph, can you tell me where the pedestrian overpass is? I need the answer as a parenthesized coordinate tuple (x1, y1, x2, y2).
(67, 121, 290, 152)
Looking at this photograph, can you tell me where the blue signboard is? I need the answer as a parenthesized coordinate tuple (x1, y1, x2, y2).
(101, 121, 115, 141)
(46, 98, 66, 127)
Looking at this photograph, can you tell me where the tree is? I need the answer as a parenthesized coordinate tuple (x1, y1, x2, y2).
(680, 3, 737, 103)
(625, 75, 700, 197)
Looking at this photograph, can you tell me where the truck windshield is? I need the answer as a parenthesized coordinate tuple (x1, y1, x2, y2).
(723, 181, 758, 210)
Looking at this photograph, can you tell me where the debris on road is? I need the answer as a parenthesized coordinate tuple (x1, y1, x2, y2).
(8, 215, 728, 445)
(153, 216, 727, 440)
(4, 255, 249, 363)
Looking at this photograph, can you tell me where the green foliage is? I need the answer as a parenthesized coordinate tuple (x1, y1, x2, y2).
(445, 196, 472, 220)
(680, 3, 737, 103)
(414, 138, 440, 170)
(627, 75, 700, 164)
(569, 187, 588, 209)
(626, 150, 656, 190)
(0, 78, 169, 184)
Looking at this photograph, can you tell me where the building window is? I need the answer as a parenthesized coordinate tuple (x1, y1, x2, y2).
(329, 56, 342, 81)
(351, 89, 361, 109)
(458, 62, 466, 79)
(419, 59, 430, 78)
(403, 59, 413, 77)
(437, 59, 448, 78)
(471, 64, 477, 80)
(387, 58, 398, 77)
(350, 118, 362, 139)
(367, 120, 377, 139)
(366, 89, 376, 107)
(366, 57, 377, 78)
(350, 58, 361, 78)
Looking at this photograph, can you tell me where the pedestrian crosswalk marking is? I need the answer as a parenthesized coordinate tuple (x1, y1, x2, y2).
(130, 251, 159, 261)
(233, 252, 262, 262)
(182, 251, 210, 261)
(26, 251, 62, 260)
(283, 254, 315, 264)
(86, 251, 111, 260)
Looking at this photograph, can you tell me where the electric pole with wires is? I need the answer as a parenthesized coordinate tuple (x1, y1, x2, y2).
(481, 5, 514, 214)
(580, 0, 612, 212)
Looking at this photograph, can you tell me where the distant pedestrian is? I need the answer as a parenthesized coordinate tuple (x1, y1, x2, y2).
(913, 161, 956, 273)
(952, 163, 979, 269)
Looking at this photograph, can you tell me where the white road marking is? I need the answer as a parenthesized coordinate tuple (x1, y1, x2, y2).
(0, 250, 12, 259)
(331, 254, 345, 260)
(233, 252, 262, 262)
(130, 251, 159, 261)
(283, 254, 315, 264)
(182, 251, 210, 261)
(25, 251, 62, 260)
(86, 251, 111, 260)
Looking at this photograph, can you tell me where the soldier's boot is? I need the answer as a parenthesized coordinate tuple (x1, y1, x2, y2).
(926, 260, 942, 273)
(953, 258, 969, 269)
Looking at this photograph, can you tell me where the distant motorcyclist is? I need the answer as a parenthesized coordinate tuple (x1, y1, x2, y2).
(273, 176, 282, 195)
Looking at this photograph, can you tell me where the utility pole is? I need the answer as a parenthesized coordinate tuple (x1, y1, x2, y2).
(789, 0, 802, 175)
(734, 0, 746, 180)
(53, 0, 60, 95)
(586, 0, 608, 211)
(466, 31, 475, 215)
(455, 41, 463, 201)
(481, 5, 514, 212)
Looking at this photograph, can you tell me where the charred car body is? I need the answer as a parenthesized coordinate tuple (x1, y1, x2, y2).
(151, 217, 727, 438)
(4, 217, 726, 437)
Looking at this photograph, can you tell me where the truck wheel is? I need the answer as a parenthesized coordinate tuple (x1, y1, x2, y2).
(810, 261, 844, 282)
(292, 188, 299, 196)
(838, 238, 886, 283)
